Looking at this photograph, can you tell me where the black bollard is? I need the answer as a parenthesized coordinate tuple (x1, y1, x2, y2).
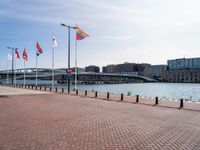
(62, 88, 64, 93)
(44, 86, 46, 91)
(56, 87, 57, 92)
(107, 92, 110, 99)
(95, 91, 98, 97)
(121, 94, 123, 101)
(136, 95, 139, 103)
(180, 99, 184, 109)
(76, 90, 78, 95)
(85, 90, 87, 96)
(50, 87, 51, 92)
(155, 97, 159, 105)
(36, 86, 37, 90)
(40, 86, 42, 90)
(32, 85, 33, 89)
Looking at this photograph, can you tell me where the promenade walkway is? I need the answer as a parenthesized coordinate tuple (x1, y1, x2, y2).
(0, 86, 200, 150)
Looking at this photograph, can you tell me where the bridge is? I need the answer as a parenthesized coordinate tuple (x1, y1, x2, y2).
(0, 68, 157, 84)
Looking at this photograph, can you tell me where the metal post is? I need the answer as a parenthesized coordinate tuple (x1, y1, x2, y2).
(50, 87, 51, 92)
(107, 92, 110, 99)
(44, 86, 46, 91)
(62, 88, 64, 93)
(95, 91, 97, 97)
(76, 90, 78, 95)
(155, 97, 159, 105)
(121, 94, 123, 101)
(60, 23, 76, 94)
(85, 90, 87, 96)
(136, 95, 139, 103)
(180, 99, 184, 108)
(56, 87, 57, 92)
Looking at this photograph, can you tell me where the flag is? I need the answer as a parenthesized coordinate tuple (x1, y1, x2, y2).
(53, 36, 57, 47)
(76, 26, 89, 40)
(7, 53, 12, 60)
(23, 48, 28, 61)
(36, 41, 43, 56)
(15, 48, 20, 59)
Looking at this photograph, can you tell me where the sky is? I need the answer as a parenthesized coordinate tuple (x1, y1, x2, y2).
(1, 0, 200, 70)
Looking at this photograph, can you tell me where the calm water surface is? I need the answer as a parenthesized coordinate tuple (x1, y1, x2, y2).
(70, 83, 200, 101)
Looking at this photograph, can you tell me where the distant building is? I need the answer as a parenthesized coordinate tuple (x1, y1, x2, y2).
(102, 63, 152, 77)
(71, 67, 85, 73)
(150, 65, 166, 80)
(164, 69, 200, 83)
(168, 57, 200, 69)
(85, 65, 100, 73)
(114, 63, 137, 75)
(102, 65, 116, 73)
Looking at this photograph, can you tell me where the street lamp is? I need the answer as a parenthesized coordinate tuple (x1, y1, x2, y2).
(60, 23, 77, 93)
(7, 46, 17, 85)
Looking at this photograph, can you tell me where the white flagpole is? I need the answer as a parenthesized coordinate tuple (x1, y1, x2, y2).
(36, 53, 38, 86)
(75, 35, 78, 91)
(52, 33, 55, 89)
(24, 58, 26, 86)
(14, 55, 16, 85)
(7, 57, 9, 84)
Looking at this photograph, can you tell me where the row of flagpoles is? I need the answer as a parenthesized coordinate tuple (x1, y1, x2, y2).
(6, 25, 89, 89)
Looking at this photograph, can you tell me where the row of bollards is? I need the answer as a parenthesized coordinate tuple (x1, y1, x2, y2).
(3, 84, 184, 109)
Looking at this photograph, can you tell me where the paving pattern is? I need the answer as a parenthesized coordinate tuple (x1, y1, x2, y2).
(1, 91, 200, 150)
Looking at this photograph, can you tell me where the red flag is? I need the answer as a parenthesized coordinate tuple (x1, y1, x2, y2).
(23, 48, 28, 61)
(15, 48, 20, 59)
(36, 41, 43, 56)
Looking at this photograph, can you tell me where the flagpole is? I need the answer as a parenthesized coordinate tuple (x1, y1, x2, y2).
(52, 33, 54, 89)
(24, 59, 26, 86)
(75, 37, 78, 91)
(7, 57, 9, 84)
(14, 55, 16, 85)
(36, 53, 38, 86)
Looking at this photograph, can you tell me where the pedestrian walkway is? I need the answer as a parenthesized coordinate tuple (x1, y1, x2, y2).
(0, 89, 200, 150)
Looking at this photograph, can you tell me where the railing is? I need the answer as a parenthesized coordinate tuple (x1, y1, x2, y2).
(1, 83, 200, 111)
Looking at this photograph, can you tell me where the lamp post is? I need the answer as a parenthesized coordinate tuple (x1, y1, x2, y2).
(7, 46, 17, 85)
(60, 23, 76, 93)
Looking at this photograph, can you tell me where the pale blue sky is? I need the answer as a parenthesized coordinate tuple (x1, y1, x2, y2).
(1, 0, 200, 70)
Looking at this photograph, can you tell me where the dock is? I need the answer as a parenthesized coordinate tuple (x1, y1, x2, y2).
(0, 86, 200, 150)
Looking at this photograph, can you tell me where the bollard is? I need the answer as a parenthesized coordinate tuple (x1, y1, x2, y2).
(180, 99, 184, 109)
(107, 92, 110, 99)
(121, 94, 123, 101)
(36, 86, 37, 90)
(76, 90, 78, 95)
(62, 88, 64, 93)
(85, 90, 87, 96)
(40, 86, 41, 90)
(50, 87, 51, 92)
(32, 85, 33, 89)
(136, 95, 139, 103)
(155, 97, 159, 105)
(44, 86, 46, 91)
(95, 91, 98, 97)
(56, 87, 57, 92)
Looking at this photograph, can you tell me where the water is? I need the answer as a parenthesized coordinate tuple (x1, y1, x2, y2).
(62, 83, 200, 101)
(2, 79, 200, 101)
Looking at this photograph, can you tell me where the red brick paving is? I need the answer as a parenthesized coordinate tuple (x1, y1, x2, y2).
(1, 93, 200, 150)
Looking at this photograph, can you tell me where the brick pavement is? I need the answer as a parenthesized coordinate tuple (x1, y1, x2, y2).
(1, 92, 200, 150)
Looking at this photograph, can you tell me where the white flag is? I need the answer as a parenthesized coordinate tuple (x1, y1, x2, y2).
(7, 53, 12, 60)
(53, 36, 57, 47)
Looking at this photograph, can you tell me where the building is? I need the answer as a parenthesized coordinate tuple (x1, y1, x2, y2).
(102, 63, 152, 77)
(164, 69, 200, 83)
(150, 65, 166, 80)
(85, 65, 100, 73)
(102, 65, 116, 73)
(164, 57, 200, 83)
(71, 67, 85, 73)
(168, 57, 200, 69)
